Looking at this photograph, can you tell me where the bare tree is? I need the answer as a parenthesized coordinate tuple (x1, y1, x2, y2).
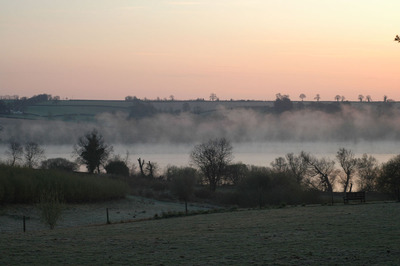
(137, 158, 146, 177)
(336, 148, 358, 193)
(358, 94, 364, 102)
(209, 93, 218, 101)
(190, 138, 233, 191)
(314, 94, 320, 102)
(145, 161, 158, 178)
(301, 152, 335, 193)
(299, 93, 306, 101)
(285, 153, 308, 185)
(24, 142, 45, 168)
(270, 157, 287, 173)
(357, 154, 379, 192)
(5, 140, 23, 166)
(170, 167, 197, 214)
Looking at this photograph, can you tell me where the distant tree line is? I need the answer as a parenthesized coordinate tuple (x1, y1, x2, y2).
(0, 94, 61, 115)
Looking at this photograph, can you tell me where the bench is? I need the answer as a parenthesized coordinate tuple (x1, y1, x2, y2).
(343, 191, 365, 204)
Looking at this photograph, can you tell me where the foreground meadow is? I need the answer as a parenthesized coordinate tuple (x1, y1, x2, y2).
(1, 202, 399, 265)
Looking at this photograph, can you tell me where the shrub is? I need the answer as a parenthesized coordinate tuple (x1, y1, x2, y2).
(37, 188, 64, 229)
(41, 158, 78, 172)
(105, 160, 129, 177)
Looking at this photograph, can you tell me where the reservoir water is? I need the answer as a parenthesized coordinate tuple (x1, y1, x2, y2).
(1, 141, 399, 172)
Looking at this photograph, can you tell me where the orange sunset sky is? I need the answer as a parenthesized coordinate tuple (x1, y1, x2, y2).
(1, 0, 400, 101)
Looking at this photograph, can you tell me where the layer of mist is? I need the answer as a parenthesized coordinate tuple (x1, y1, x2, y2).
(1, 105, 400, 145)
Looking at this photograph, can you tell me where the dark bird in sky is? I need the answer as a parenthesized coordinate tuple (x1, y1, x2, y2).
(395, 35, 400, 42)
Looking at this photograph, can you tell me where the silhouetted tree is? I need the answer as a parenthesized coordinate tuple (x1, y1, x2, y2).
(335, 95, 341, 102)
(299, 93, 306, 101)
(377, 155, 400, 201)
(5, 140, 23, 166)
(314, 94, 320, 102)
(336, 148, 357, 193)
(285, 153, 307, 185)
(190, 138, 233, 191)
(75, 130, 112, 174)
(270, 157, 287, 173)
(170, 167, 197, 214)
(137, 158, 146, 177)
(395, 35, 400, 42)
(24, 142, 45, 168)
(301, 152, 335, 193)
(357, 154, 379, 192)
(366, 95, 372, 102)
(358, 94, 364, 102)
(225, 163, 249, 185)
(209, 93, 218, 101)
(145, 161, 158, 178)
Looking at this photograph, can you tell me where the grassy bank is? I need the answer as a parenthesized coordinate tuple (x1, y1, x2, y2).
(1, 202, 399, 265)
(0, 165, 127, 204)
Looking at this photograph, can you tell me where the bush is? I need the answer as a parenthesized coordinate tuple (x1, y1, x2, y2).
(41, 158, 78, 172)
(105, 160, 129, 177)
(37, 188, 64, 229)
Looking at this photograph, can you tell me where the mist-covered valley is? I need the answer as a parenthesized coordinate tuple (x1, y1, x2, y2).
(1, 104, 400, 169)
(1, 104, 400, 145)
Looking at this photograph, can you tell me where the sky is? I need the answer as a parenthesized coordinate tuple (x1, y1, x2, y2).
(1, 0, 400, 101)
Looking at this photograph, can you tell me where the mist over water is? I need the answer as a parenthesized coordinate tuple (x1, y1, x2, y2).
(1, 105, 400, 145)
(1, 105, 400, 170)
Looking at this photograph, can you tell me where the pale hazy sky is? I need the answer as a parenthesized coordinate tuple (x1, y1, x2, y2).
(1, 0, 399, 101)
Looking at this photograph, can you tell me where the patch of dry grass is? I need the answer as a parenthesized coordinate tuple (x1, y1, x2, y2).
(1, 202, 400, 265)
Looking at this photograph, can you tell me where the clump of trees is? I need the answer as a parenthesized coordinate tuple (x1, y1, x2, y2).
(5, 140, 45, 168)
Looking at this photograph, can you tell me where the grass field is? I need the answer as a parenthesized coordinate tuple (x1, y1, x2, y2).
(1, 202, 399, 265)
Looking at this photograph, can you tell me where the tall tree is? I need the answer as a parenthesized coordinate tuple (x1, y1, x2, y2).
(190, 138, 233, 191)
(336, 148, 357, 193)
(75, 130, 112, 174)
(24, 142, 45, 168)
(5, 140, 23, 166)
(285, 153, 308, 185)
(357, 154, 379, 192)
(377, 155, 400, 201)
(170, 167, 197, 214)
